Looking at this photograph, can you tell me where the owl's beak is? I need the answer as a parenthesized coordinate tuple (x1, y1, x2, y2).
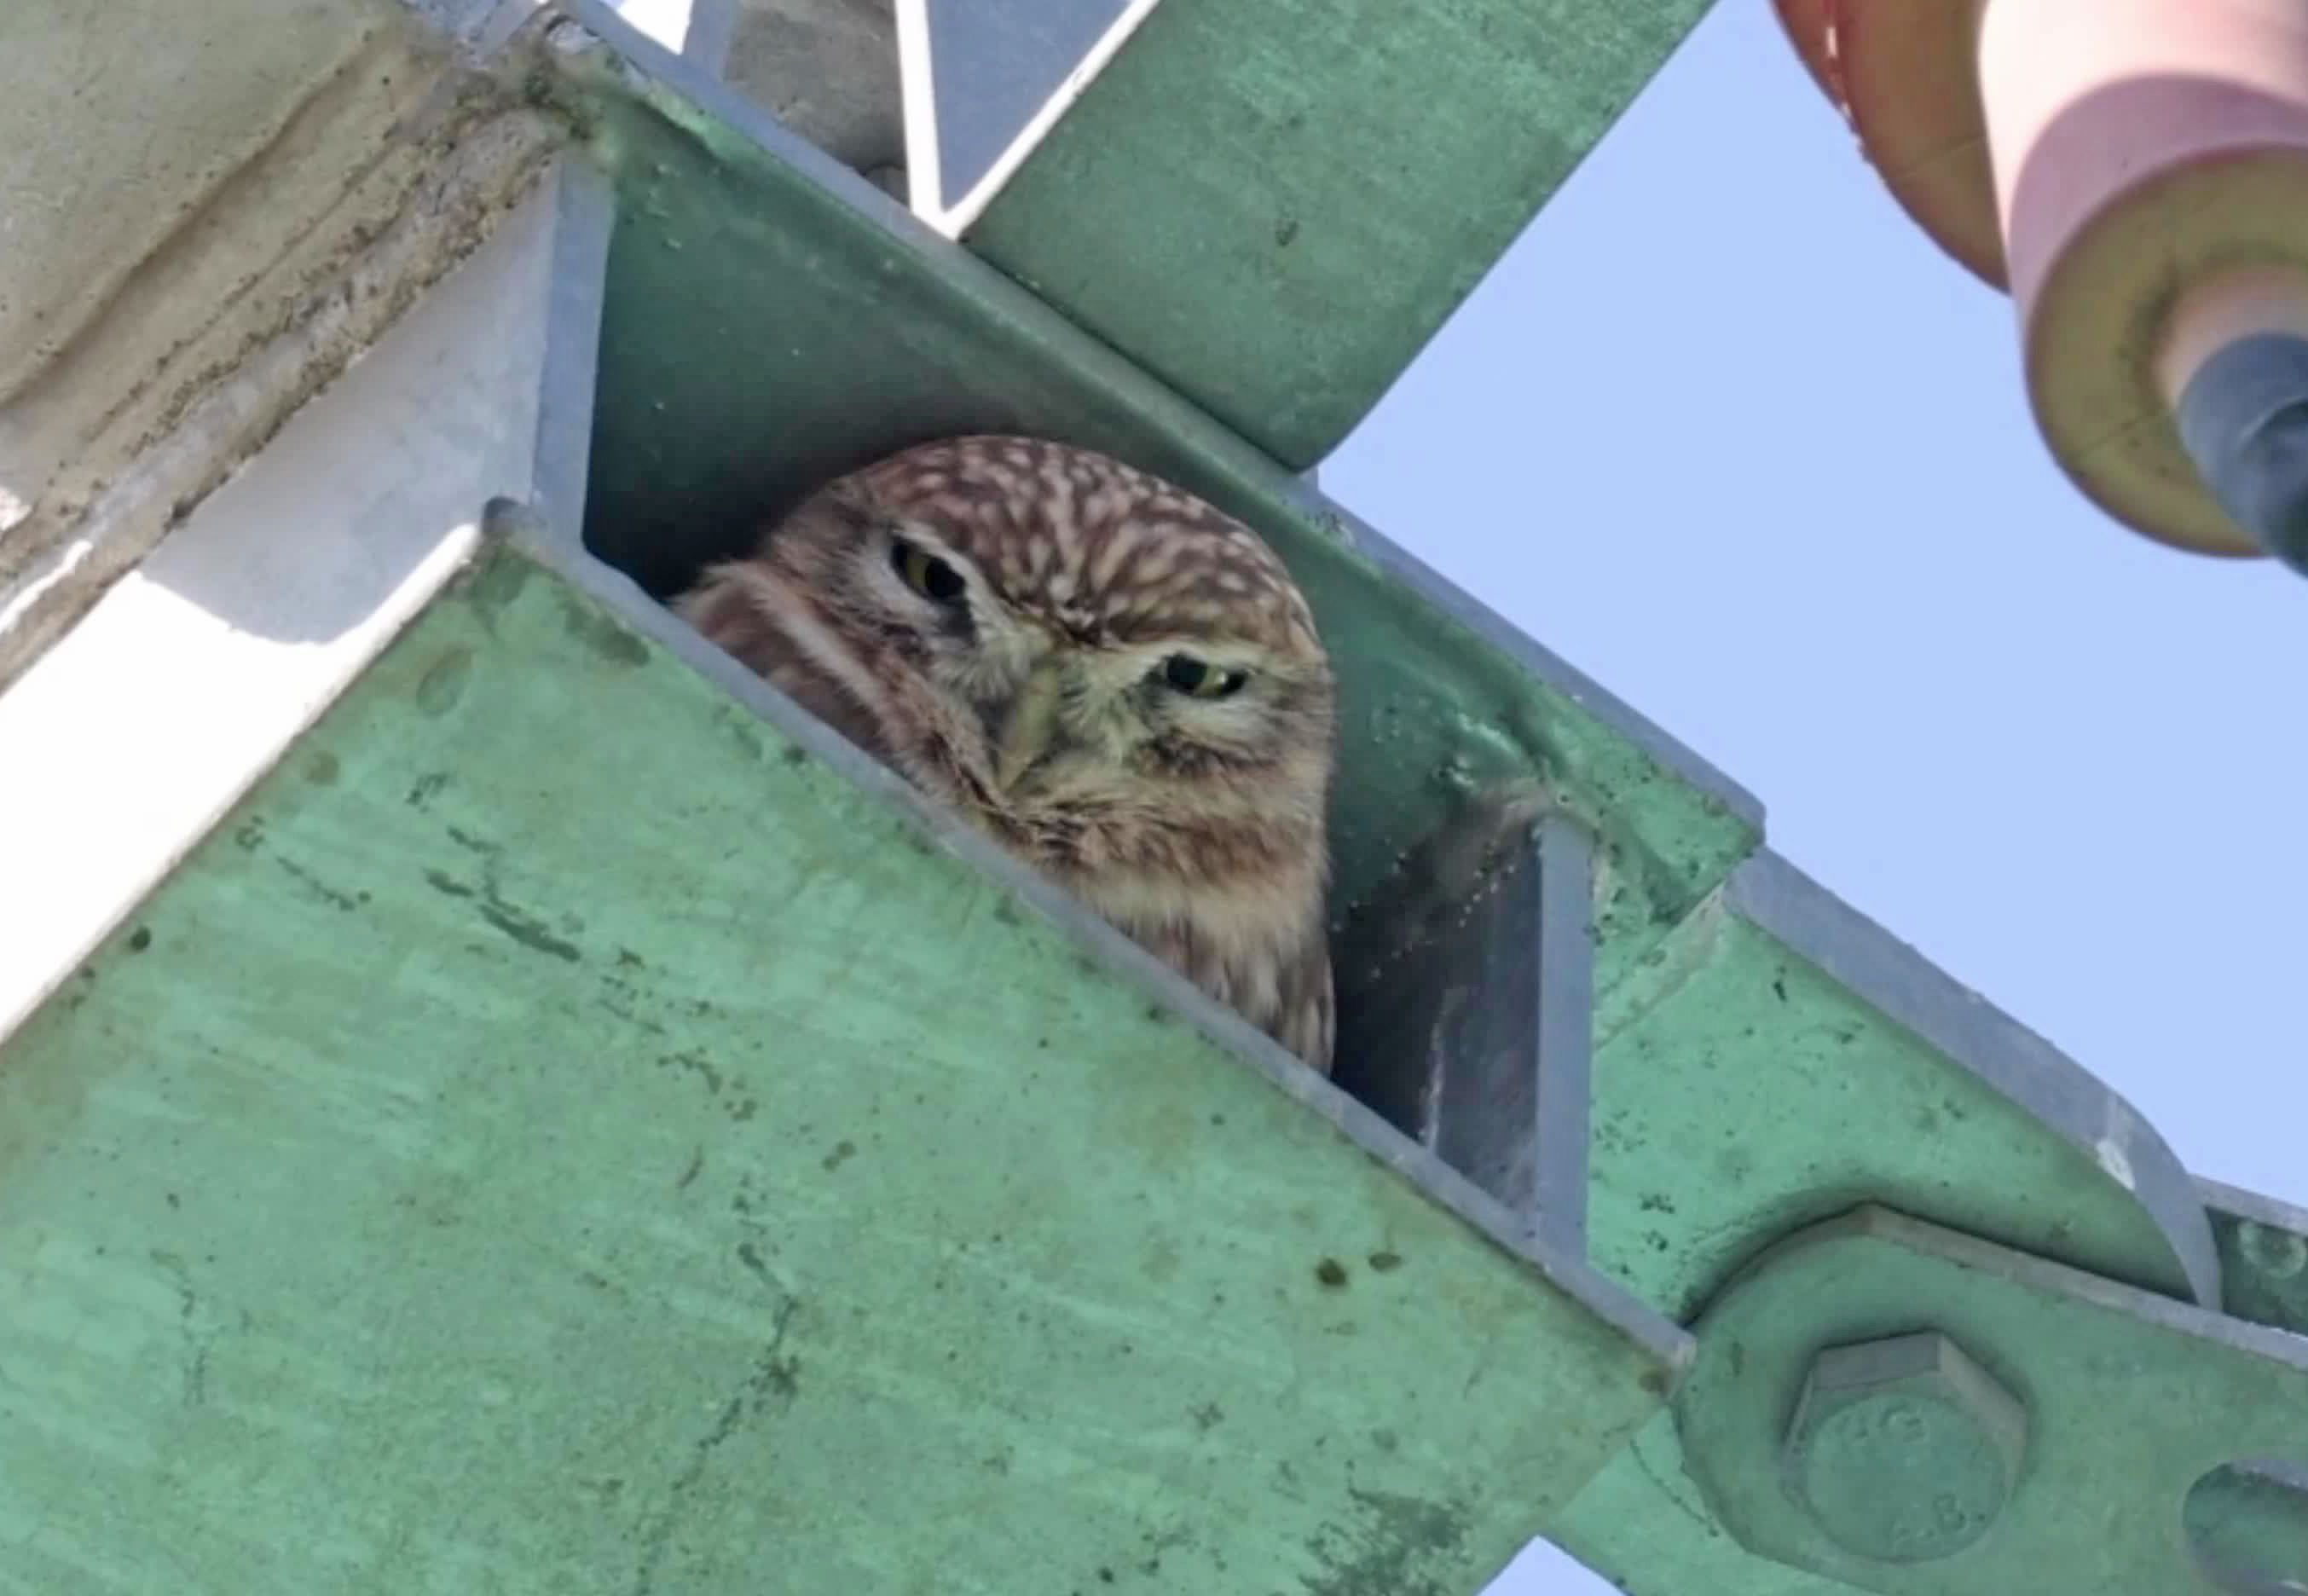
(993, 658, 1065, 793)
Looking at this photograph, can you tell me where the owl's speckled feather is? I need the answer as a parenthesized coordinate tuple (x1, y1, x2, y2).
(674, 436, 1338, 1070)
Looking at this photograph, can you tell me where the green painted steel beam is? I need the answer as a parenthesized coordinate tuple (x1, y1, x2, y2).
(950, 0, 1719, 467)
(0, 527, 1683, 1594)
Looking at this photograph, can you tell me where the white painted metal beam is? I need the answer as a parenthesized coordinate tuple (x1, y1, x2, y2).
(0, 159, 610, 1039)
(894, 0, 1156, 234)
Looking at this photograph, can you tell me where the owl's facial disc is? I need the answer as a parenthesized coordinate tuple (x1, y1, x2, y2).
(842, 508, 1317, 800)
(994, 637, 1305, 801)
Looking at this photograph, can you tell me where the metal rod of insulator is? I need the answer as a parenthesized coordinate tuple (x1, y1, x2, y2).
(2175, 332, 2308, 577)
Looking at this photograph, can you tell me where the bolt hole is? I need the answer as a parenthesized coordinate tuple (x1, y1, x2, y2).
(2238, 1218, 2308, 1281)
(2185, 1460, 2308, 1594)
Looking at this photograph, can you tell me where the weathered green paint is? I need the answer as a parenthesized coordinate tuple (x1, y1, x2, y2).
(961, 0, 1719, 466)
(1551, 1413, 1854, 1596)
(0, 536, 1678, 1593)
(1675, 1207, 2308, 1594)
(547, 34, 1761, 1017)
(1588, 888, 2209, 1319)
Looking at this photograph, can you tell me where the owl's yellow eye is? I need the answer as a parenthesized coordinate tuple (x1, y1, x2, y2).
(1160, 655, 1247, 699)
(892, 539, 966, 603)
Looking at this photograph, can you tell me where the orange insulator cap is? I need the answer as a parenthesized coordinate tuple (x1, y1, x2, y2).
(1774, 0, 2308, 564)
(1772, 0, 2004, 287)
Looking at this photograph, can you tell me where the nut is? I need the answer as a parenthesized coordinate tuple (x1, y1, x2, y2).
(1781, 1331, 2027, 1564)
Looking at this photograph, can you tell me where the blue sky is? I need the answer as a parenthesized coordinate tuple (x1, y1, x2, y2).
(1325, 4, 2304, 1590)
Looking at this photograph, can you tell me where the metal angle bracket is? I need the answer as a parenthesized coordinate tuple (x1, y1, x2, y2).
(1332, 789, 1598, 1258)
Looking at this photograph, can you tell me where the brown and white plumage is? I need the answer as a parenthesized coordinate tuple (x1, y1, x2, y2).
(674, 436, 1339, 1071)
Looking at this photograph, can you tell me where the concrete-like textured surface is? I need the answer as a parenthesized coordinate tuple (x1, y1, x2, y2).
(0, 0, 385, 407)
(0, 3, 566, 694)
(0, 160, 599, 1037)
(720, 0, 902, 174)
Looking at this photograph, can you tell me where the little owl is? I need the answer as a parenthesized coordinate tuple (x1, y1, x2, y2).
(674, 436, 1339, 1072)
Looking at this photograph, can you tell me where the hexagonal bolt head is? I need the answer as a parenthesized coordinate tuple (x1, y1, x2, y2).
(1781, 1331, 2028, 1564)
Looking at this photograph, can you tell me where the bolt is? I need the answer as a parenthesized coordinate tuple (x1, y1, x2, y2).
(1781, 1331, 2027, 1564)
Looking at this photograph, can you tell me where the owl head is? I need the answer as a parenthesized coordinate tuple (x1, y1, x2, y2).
(677, 435, 1339, 1067)
(709, 438, 1333, 832)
